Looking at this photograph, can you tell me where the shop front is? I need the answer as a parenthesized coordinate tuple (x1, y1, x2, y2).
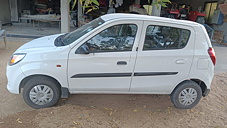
(0, 0, 226, 42)
(63, 0, 227, 43)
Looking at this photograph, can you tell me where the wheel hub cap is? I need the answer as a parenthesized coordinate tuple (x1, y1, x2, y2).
(38, 93, 44, 97)
(29, 85, 54, 105)
(178, 88, 197, 106)
(186, 95, 191, 99)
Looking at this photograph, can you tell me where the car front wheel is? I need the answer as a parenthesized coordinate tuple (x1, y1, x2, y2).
(171, 81, 202, 109)
(23, 76, 61, 109)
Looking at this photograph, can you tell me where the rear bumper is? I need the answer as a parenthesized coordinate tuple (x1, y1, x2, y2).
(203, 89, 210, 97)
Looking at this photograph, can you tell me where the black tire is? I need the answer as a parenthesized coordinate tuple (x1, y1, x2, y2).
(170, 80, 202, 109)
(23, 76, 61, 109)
(196, 16, 205, 24)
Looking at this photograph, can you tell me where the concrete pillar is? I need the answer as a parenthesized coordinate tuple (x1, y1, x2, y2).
(9, 0, 19, 22)
(0, 0, 11, 24)
(152, 0, 161, 16)
(61, 0, 70, 33)
(78, 1, 83, 23)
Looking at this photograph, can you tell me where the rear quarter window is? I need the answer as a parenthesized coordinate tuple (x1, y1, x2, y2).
(143, 25, 191, 50)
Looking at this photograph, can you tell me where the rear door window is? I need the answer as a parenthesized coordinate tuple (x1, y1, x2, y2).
(143, 25, 191, 50)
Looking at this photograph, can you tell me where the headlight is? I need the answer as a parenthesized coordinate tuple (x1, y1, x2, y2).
(9, 53, 26, 65)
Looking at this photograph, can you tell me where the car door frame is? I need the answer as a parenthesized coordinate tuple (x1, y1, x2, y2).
(130, 20, 196, 94)
(67, 19, 144, 93)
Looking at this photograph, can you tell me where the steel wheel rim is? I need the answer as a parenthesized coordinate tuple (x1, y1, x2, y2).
(29, 85, 54, 105)
(178, 88, 197, 106)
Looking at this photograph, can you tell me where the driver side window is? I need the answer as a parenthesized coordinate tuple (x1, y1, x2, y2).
(79, 24, 137, 52)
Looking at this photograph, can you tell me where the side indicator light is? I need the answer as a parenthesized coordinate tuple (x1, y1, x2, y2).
(56, 65, 61, 67)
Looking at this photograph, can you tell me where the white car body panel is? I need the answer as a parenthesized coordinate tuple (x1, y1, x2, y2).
(68, 20, 143, 92)
(17, 34, 61, 50)
(188, 25, 214, 90)
(6, 14, 214, 97)
(19, 46, 70, 89)
(6, 63, 25, 94)
(7, 35, 70, 94)
(130, 21, 196, 93)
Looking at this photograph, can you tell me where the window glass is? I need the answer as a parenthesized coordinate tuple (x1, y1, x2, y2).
(63, 17, 105, 45)
(143, 25, 190, 50)
(78, 24, 137, 52)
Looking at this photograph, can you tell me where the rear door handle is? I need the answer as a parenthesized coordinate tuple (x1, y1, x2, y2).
(117, 61, 127, 65)
(176, 59, 186, 64)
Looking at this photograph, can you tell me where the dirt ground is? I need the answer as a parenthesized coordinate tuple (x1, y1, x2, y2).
(0, 39, 227, 128)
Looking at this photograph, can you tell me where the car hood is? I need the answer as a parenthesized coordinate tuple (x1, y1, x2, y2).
(17, 34, 63, 51)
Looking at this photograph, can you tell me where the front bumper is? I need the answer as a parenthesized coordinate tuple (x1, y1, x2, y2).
(6, 63, 25, 94)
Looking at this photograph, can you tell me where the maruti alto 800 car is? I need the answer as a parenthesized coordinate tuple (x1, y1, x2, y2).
(7, 14, 216, 109)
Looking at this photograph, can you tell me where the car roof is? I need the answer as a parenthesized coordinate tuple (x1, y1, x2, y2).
(101, 13, 200, 26)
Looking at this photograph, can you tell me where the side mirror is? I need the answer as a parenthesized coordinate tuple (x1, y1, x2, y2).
(75, 45, 90, 54)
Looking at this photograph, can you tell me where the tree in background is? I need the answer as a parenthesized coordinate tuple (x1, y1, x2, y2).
(69, 0, 99, 14)
(150, 0, 171, 8)
(69, 0, 170, 14)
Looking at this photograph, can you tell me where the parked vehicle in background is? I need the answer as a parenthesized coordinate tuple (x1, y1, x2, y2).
(161, 3, 206, 24)
(188, 11, 206, 24)
(178, 4, 190, 20)
(6, 14, 215, 109)
(162, 2, 180, 19)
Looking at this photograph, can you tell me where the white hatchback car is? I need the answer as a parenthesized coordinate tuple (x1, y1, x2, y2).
(7, 14, 216, 109)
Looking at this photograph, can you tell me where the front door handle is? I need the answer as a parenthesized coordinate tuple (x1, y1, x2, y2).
(117, 61, 127, 65)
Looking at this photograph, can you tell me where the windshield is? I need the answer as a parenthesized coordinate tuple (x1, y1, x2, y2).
(62, 17, 105, 45)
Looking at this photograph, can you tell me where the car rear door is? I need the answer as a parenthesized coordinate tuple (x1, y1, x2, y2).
(130, 21, 195, 94)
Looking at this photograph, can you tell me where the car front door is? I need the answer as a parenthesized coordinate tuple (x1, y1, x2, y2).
(68, 21, 143, 92)
(130, 21, 195, 94)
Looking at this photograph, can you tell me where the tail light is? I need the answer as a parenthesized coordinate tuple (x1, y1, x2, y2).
(208, 47, 216, 65)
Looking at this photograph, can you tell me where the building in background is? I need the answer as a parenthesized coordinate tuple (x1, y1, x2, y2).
(0, 0, 226, 42)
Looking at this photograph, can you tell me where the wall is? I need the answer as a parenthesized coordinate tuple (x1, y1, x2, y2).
(213, 16, 227, 43)
(212, 0, 227, 43)
(0, 0, 11, 24)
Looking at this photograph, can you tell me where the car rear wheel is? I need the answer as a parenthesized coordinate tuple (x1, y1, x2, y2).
(170, 81, 202, 109)
(23, 76, 61, 109)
